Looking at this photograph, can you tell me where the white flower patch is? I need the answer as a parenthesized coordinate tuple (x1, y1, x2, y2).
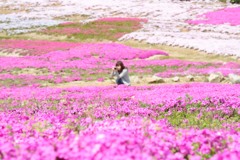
(0, 0, 240, 56)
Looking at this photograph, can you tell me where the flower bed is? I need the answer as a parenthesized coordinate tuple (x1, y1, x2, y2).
(41, 17, 147, 41)
(187, 7, 240, 26)
(0, 83, 239, 159)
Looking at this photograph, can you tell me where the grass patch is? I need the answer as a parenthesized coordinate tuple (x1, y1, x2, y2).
(159, 105, 240, 129)
(41, 19, 144, 41)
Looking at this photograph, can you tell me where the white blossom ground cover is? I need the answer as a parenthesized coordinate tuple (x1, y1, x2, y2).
(0, 0, 240, 56)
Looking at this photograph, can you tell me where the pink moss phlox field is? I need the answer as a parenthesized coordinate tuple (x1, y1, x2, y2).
(156, 62, 240, 78)
(0, 83, 239, 159)
(43, 17, 147, 37)
(0, 57, 228, 73)
(0, 40, 168, 57)
(56, 43, 168, 60)
(0, 41, 169, 72)
(1, 40, 239, 86)
(1, 44, 239, 84)
(44, 28, 84, 35)
(0, 40, 81, 56)
(187, 7, 240, 26)
(0, 73, 82, 85)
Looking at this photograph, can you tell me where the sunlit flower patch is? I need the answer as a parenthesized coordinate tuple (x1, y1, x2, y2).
(187, 7, 240, 26)
(0, 83, 239, 159)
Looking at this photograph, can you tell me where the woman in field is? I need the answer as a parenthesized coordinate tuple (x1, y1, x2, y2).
(110, 61, 131, 86)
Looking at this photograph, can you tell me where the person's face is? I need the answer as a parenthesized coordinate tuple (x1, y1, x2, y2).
(116, 65, 121, 71)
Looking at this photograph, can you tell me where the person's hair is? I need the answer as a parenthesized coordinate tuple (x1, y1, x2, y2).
(115, 61, 127, 74)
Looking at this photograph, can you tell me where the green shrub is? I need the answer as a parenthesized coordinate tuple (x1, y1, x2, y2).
(230, 0, 240, 3)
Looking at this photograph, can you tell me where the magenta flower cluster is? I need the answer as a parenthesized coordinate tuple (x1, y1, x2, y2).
(187, 7, 240, 26)
(0, 83, 239, 159)
(0, 40, 80, 56)
(156, 62, 240, 78)
(0, 41, 168, 72)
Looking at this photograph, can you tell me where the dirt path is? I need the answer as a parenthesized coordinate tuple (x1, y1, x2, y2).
(50, 75, 231, 88)
(50, 81, 232, 88)
(50, 81, 179, 88)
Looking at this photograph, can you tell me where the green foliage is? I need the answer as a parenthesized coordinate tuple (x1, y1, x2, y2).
(43, 20, 143, 41)
(219, 0, 227, 3)
(163, 104, 240, 129)
(149, 65, 168, 73)
(219, 0, 240, 4)
(230, 0, 240, 3)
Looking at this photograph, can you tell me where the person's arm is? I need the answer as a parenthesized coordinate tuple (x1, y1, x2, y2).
(117, 69, 128, 79)
(110, 68, 117, 78)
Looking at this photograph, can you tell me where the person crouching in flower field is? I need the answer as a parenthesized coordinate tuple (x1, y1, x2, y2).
(110, 61, 131, 86)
